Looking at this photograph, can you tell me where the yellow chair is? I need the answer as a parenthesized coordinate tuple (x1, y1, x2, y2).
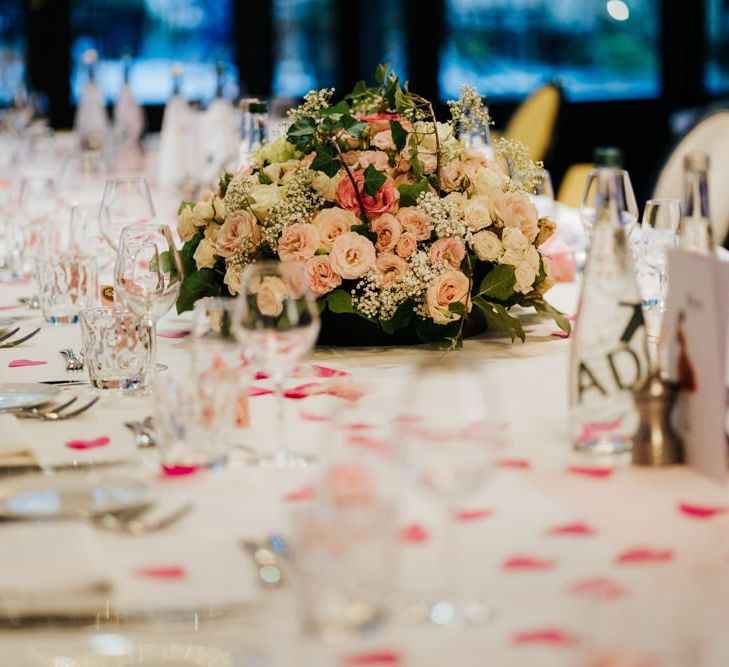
(503, 83, 562, 163)
(557, 163, 594, 209)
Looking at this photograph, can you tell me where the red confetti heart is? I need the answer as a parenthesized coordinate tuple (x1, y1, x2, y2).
(546, 522, 596, 537)
(503, 555, 556, 571)
(135, 565, 186, 579)
(8, 359, 47, 367)
(65, 436, 110, 450)
(156, 329, 190, 339)
(569, 577, 626, 600)
(454, 508, 493, 522)
(312, 365, 349, 378)
(284, 484, 316, 502)
(160, 464, 200, 477)
(679, 502, 728, 519)
(550, 330, 570, 339)
(249, 386, 273, 397)
(284, 382, 319, 399)
(400, 523, 429, 543)
(512, 628, 578, 646)
(616, 547, 674, 565)
(567, 465, 614, 478)
(342, 652, 402, 666)
(300, 411, 329, 422)
(253, 370, 269, 380)
(497, 458, 530, 469)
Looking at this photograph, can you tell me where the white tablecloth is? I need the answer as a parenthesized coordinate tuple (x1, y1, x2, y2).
(1, 278, 729, 667)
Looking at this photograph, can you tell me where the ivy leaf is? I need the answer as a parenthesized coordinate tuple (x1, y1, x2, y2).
(397, 179, 430, 207)
(375, 63, 390, 86)
(341, 114, 367, 138)
(326, 289, 355, 314)
(473, 297, 525, 343)
(177, 200, 195, 215)
(363, 164, 387, 196)
(322, 99, 349, 116)
(529, 296, 571, 333)
(218, 172, 233, 197)
(287, 116, 317, 152)
(408, 135, 423, 179)
(180, 232, 203, 277)
(477, 264, 516, 301)
(310, 143, 341, 178)
(350, 223, 378, 243)
(381, 300, 414, 334)
(448, 302, 468, 316)
(389, 120, 408, 152)
(414, 317, 461, 347)
(350, 80, 368, 98)
(176, 269, 221, 314)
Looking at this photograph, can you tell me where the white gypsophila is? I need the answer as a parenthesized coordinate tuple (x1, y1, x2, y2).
(287, 88, 335, 121)
(416, 191, 469, 240)
(223, 174, 258, 216)
(447, 85, 492, 134)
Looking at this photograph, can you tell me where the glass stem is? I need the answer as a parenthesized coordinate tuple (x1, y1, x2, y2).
(147, 315, 157, 388)
(439, 503, 459, 607)
(273, 373, 287, 456)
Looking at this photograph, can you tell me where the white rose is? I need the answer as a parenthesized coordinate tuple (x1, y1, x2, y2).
(514, 262, 537, 294)
(192, 199, 214, 225)
(193, 237, 217, 269)
(371, 130, 396, 151)
(224, 265, 242, 295)
(464, 200, 492, 232)
(443, 191, 467, 212)
(501, 227, 528, 252)
(177, 207, 197, 242)
(523, 245, 540, 271)
(204, 223, 220, 243)
(499, 249, 523, 267)
(311, 171, 343, 202)
(212, 195, 226, 222)
(471, 230, 503, 262)
(471, 167, 508, 197)
(249, 184, 283, 219)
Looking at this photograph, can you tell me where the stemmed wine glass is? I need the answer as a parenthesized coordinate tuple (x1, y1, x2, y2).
(14, 176, 59, 278)
(59, 149, 108, 208)
(399, 354, 507, 627)
(114, 223, 183, 391)
(233, 260, 320, 469)
(579, 168, 639, 236)
(68, 202, 115, 273)
(100, 176, 156, 250)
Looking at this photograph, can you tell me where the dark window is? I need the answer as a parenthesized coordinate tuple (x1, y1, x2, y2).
(0, 0, 25, 104)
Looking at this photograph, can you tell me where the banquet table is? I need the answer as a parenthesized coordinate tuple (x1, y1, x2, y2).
(2, 274, 729, 667)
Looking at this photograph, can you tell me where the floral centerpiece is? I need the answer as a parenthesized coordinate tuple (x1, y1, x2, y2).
(176, 65, 569, 347)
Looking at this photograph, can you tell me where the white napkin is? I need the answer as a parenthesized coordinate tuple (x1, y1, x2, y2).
(0, 521, 113, 616)
(157, 96, 199, 192)
(0, 414, 34, 464)
(74, 80, 110, 152)
(113, 83, 145, 172)
(198, 98, 239, 187)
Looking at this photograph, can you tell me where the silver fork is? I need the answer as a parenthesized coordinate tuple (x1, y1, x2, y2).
(0, 327, 41, 349)
(60, 348, 84, 370)
(94, 502, 194, 535)
(16, 396, 99, 421)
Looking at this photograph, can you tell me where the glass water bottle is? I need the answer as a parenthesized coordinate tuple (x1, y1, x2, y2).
(678, 151, 713, 254)
(237, 98, 268, 171)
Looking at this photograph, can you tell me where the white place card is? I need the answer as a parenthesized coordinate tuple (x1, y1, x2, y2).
(662, 250, 729, 482)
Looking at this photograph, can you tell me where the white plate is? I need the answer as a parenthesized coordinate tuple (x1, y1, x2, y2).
(75, 644, 234, 667)
(0, 474, 150, 519)
(0, 383, 60, 411)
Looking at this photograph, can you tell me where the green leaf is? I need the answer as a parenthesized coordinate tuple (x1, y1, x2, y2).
(310, 143, 341, 178)
(363, 164, 386, 196)
(316, 298, 328, 314)
(448, 302, 468, 316)
(397, 179, 430, 207)
(477, 264, 516, 301)
(529, 297, 571, 334)
(177, 200, 195, 215)
(287, 116, 317, 152)
(473, 297, 525, 343)
(389, 120, 408, 151)
(381, 300, 414, 334)
(218, 172, 233, 197)
(350, 80, 368, 98)
(408, 136, 423, 179)
(341, 114, 367, 138)
(326, 289, 355, 314)
(322, 100, 349, 116)
(258, 170, 272, 185)
(180, 233, 203, 277)
(176, 268, 221, 314)
(414, 317, 461, 347)
(375, 63, 390, 86)
(350, 223, 378, 243)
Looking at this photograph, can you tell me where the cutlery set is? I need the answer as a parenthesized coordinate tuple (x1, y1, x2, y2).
(12, 395, 99, 421)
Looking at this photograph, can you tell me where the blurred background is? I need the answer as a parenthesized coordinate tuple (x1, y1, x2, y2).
(0, 0, 726, 202)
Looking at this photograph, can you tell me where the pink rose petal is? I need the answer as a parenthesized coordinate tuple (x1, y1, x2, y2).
(300, 411, 329, 422)
(284, 382, 320, 399)
(550, 330, 570, 339)
(348, 434, 388, 453)
(160, 464, 201, 477)
(249, 386, 274, 397)
(342, 652, 402, 666)
(454, 508, 493, 522)
(503, 555, 556, 571)
(512, 628, 578, 646)
(678, 502, 728, 519)
(569, 577, 626, 600)
(567, 465, 614, 479)
(284, 484, 316, 502)
(497, 458, 530, 469)
(616, 547, 674, 565)
(8, 359, 47, 367)
(156, 329, 190, 339)
(311, 364, 349, 378)
(65, 436, 110, 450)
(135, 565, 186, 579)
(546, 522, 596, 537)
(400, 523, 429, 544)
(567, 314, 577, 321)
(253, 371, 269, 380)
(0, 304, 19, 311)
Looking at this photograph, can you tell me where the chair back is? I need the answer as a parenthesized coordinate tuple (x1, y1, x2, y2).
(557, 163, 594, 209)
(505, 83, 562, 163)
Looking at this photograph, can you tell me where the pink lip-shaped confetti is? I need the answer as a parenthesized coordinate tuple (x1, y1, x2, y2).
(0, 304, 19, 311)
(311, 365, 349, 378)
(160, 464, 201, 477)
(284, 382, 320, 399)
(300, 411, 329, 422)
(577, 418, 623, 443)
(512, 628, 578, 646)
(454, 508, 493, 522)
(65, 436, 110, 450)
(342, 652, 402, 666)
(567, 465, 614, 479)
(249, 386, 273, 397)
(156, 329, 190, 339)
(678, 502, 728, 519)
(546, 522, 596, 537)
(497, 458, 530, 469)
(400, 523, 429, 544)
(569, 577, 626, 600)
(283, 484, 316, 502)
(550, 330, 570, 338)
(347, 434, 388, 453)
(503, 555, 556, 571)
(616, 547, 674, 565)
(135, 565, 187, 579)
(8, 359, 47, 367)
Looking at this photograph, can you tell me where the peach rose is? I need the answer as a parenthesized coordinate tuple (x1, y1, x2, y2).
(336, 171, 399, 217)
(256, 276, 288, 317)
(216, 210, 262, 259)
(431, 237, 466, 269)
(395, 231, 417, 258)
(393, 172, 416, 187)
(371, 130, 396, 151)
(370, 213, 402, 252)
(305, 255, 342, 295)
(426, 270, 471, 324)
(471, 230, 503, 262)
(439, 161, 466, 192)
(396, 206, 432, 241)
(223, 265, 242, 295)
(358, 112, 401, 135)
(278, 223, 319, 263)
(357, 151, 390, 172)
(312, 207, 357, 251)
(489, 191, 539, 242)
(328, 231, 377, 279)
(375, 252, 410, 287)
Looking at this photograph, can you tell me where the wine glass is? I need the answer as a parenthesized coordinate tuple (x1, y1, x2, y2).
(233, 260, 320, 469)
(13, 176, 59, 278)
(398, 354, 507, 627)
(114, 223, 183, 391)
(68, 202, 115, 273)
(579, 169, 639, 236)
(100, 176, 156, 250)
(530, 169, 555, 219)
(59, 150, 108, 208)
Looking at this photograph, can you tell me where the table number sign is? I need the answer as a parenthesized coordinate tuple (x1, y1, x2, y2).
(662, 250, 729, 482)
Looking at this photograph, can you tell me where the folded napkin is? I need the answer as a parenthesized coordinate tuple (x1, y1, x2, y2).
(0, 521, 112, 617)
(0, 413, 34, 465)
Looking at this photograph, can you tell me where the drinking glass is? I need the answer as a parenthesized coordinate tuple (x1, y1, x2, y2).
(639, 198, 681, 314)
(12, 176, 59, 278)
(100, 177, 156, 249)
(530, 169, 555, 219)
(36, 254, 97, 324)
(59, 150, 108, 208)
(579, 169, 639, 236)
(233, 261, 320, 469)
(399, 354, 507, 627)
(68, 202, 115, 273)
(114, 223, 183, 391)
(81, 307, 151, 390)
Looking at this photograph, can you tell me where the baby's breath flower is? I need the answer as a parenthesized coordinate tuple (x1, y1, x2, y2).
(416, 191, 469, 239)
(494, 138, 545, 195)
(287, 88, 336, 121)
(448, 85, 492, 134)
(223, 174, 257, 215)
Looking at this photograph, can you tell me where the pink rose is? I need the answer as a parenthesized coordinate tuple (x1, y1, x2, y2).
(426, 270, 471, 324)
(312, 207, 357, 251)
(393, 172, 415, 187)
(278, 223, 320, 263)
(357, 151, 390, 172)
(489, 192, 539, 242)
(305, 255, 342, 295)
(358, 112, 401, 135)
(336, 171, 399, 217)
(396, 206, 432, 241)
(215, 210, 261, 259)
(370, 213, 402, 252)
(541, 238, 576, 283)
(395, 231, 417, 258)
(430, 237, 466, 269)
(328, 231, 377, 279)
(439, 161, 466, 192)
(371, 130, 396, 151)
(255, 276, 288, 317)
(375, 252, 410, 287)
